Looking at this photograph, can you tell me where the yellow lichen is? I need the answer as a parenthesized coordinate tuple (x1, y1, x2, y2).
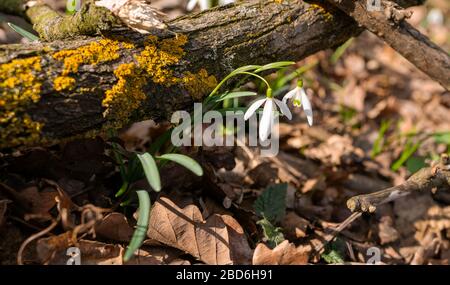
(134, 35, 187, 86)
(101, 34, 217, 128)
(54, 76, 76, 91)
(53, 39, 122, 76)
(52, 38, 130, 93)
(0, 56, 44, 148)
(182, 69, 218, 100)
(102, 34, 214, 129)
(101, 62, 146, 126)
(308, 3, 334, 22)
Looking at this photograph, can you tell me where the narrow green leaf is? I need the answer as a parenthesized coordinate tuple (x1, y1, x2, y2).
(7, 23, 39, 42)
(157, 153, 203, 176)
(215, 91, 257, 102)
(253, 183, 287, 223)
(123, 190, 151, 262)
(371, 120, 391, 158)
(254, 61, 296, 73)
(330, 38, 354, 64)
(232, 65, 261, 74)
(115, 181, 129, 198)
(137, 153, 161, 191)
(391, 140, 421, 171)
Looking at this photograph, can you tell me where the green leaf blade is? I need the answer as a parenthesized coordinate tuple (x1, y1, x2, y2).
(7, 22, 39, 42)
(215, 91, 257, 102)
(254, 61, 296, 73)
(137, 153, 162, 192)
(123, 190, 151, 262)
(157, 153, 203, 176)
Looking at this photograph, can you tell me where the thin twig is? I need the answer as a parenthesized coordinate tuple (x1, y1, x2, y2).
(17, 214, 60, 265)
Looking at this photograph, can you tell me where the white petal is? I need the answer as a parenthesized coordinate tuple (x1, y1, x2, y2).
(301, 89, 313, 126)
(282, 88, 297, 104)
(244, 98, 266, 120)
(186, 0, 198, 11)
(199, 0, 211, 10)
(274, 98, 292, 120)
(259, 99, 274, 141)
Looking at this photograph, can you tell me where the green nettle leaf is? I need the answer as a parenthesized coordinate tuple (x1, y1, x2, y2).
(157, 153, 203, 176)
(7, 23, 39, 42)
(321, 239, 346, 264)
(405, 156, 427, 174)
(123, 190, 151, 262)
(253, 183, 287, 223)
(137, 153, 162, 192)
(321, 249, 345, 264)
(257, 218, 285, 249)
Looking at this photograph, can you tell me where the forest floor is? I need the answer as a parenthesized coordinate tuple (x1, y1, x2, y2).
(0, 0, 449, 265)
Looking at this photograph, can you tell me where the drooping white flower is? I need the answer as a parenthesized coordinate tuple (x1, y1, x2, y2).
(187, 0, 210, 11)
(282, 81, 313, 126)
(187, 0, 234, 11)
(244, 90, 292, 141)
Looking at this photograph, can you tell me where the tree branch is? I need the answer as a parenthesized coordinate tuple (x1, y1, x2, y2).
(347, 155, 450, 213)
(326, 0, 450, 90)
(0, 0, 423, 149)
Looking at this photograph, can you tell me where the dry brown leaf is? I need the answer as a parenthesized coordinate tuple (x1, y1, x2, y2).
(252, 240, 311, 265)
(125, 246, 184, 265)
(378, 216, 400, 245)
(221, 214, 253, 264)
(37, 233, 123, 265)
(21, 185, 58, 217)
(95, 212, 134, 242)
(148, 196, 250, 265)
(281, 211, 311, 240)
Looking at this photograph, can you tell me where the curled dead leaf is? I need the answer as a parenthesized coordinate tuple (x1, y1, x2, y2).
(252, 240, 311, 265)
(95, 212, 134, 242)
(148, 196, 251, 265)
(37, 234, 123, 265)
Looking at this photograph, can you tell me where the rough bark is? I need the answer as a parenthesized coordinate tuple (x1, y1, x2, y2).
(347, 155, 450, 213)
(0, 0, 423, 149)
(326, 0, 450, 90)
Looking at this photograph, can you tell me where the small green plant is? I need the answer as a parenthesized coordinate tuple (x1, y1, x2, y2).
(253, 183, 287, 248)
(371, 119, 392, 158)
(391, 137, 422, 171)
(114, 146, 203, 262)
(321, 239, 346, 264)
(330, 38, 354, 64)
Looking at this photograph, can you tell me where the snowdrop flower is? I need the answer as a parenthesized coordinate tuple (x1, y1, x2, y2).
(282, 80, 313, 126)
(187, 0, 234, 11)
(187, 0, 210, 11)
(244, 89, 292, 141)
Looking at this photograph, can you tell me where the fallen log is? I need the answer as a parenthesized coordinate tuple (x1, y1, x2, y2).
(0, 0, 424, 149)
